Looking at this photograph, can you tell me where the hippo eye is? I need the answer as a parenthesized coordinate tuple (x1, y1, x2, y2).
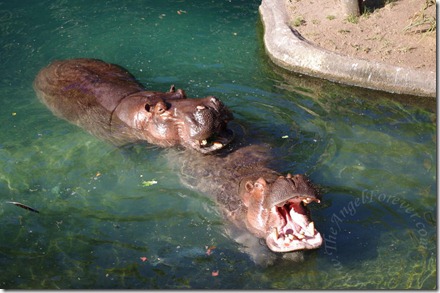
(145, 104, 151, 112)
(156, 105, 165, 114)
(155, 101, 169, 114)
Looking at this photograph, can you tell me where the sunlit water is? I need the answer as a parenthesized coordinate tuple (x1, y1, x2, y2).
(0, 0, 436, 289)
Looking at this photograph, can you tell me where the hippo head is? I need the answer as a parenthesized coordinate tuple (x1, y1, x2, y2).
(241, 173, 322, 253)
(112, 86, 234, 153)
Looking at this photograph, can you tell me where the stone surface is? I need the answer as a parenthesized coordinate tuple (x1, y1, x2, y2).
(259, 0, 436, 97)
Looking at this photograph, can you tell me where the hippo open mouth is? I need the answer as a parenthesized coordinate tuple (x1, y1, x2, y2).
(190, 128, 234, 153)
(266, 197, 322, 253)
(181, 96, 234, 154)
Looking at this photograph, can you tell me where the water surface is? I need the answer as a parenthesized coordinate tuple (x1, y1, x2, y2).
(0, 0, 436, 289)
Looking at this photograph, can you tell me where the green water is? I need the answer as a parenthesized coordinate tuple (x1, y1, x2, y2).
(0, 0, 436, 289)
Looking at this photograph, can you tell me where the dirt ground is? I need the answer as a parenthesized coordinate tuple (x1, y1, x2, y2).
(285, 0, 436, 72)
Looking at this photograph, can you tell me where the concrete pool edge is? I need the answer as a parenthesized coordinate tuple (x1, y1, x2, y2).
(258, 0, 436, 98)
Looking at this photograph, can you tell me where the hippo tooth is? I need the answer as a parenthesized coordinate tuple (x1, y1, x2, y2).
(302, 197, 313, 205)
(196, 105, 206, 110)
(288, 234, 295, 241)
(273, 227, 279, 239)
(296, 233, 305, 240)
(213, 142, 223, 148)
(307, 222, 315, 236)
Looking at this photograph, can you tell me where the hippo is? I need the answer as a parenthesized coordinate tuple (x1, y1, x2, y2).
(33, 58, 234, 153)
(167, 144, 323, 265)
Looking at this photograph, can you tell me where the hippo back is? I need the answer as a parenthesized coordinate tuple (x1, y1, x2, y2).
(168, 144, 279, 213)
(33, 59, 145, 144)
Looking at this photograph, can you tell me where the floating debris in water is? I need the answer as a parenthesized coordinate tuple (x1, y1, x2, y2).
(142, 180, 158, 187)
(206, 245, 216, 256)
(281, 135, 289, 139)
(7, 201, 39, 213)
(140, 256, 148, 262)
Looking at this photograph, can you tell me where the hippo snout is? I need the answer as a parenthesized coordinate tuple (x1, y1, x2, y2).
(192, 97, 232, 128)
(267, 174, 319, 208)
(241, 173, 322, 253)
(264, 174, 322, 253)
(171, 96, 234, 153)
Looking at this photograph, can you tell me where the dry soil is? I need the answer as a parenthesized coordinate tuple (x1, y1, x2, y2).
(285, 0, 436, 72)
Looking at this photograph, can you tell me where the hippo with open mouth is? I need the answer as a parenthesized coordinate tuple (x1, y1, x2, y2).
(168, 144, 323, 265)
(33, 58, 233, 153)
(241, 172, 322, 253)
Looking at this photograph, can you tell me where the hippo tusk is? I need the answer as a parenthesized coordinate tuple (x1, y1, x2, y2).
(198, 139, 222, 148)
(306, 222, 315, 236)
(271, 227, 280, 240)
(302, 197, 313, 205)
(213, 141, 223, 149)
(302, 197, 320, 205)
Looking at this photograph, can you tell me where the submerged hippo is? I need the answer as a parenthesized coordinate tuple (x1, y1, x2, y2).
(34, 58, 233, 153)
(168, 144, 323, 265)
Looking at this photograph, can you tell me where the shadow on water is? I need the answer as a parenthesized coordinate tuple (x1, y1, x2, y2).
(253, 14, 436, 113)
(271, 62, 436, 112)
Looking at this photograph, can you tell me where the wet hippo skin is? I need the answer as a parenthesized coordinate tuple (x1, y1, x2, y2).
(34, 58, 234, 153)
(168, 144, 323, 265)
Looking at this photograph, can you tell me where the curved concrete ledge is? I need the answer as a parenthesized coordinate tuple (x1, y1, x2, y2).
(259, 0, 436, 98)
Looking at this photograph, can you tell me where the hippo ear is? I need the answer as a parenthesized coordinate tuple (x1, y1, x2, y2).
(245, 181, 254, 193)
(243, 181, 254, 207)
(176, 89, 187, 99)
